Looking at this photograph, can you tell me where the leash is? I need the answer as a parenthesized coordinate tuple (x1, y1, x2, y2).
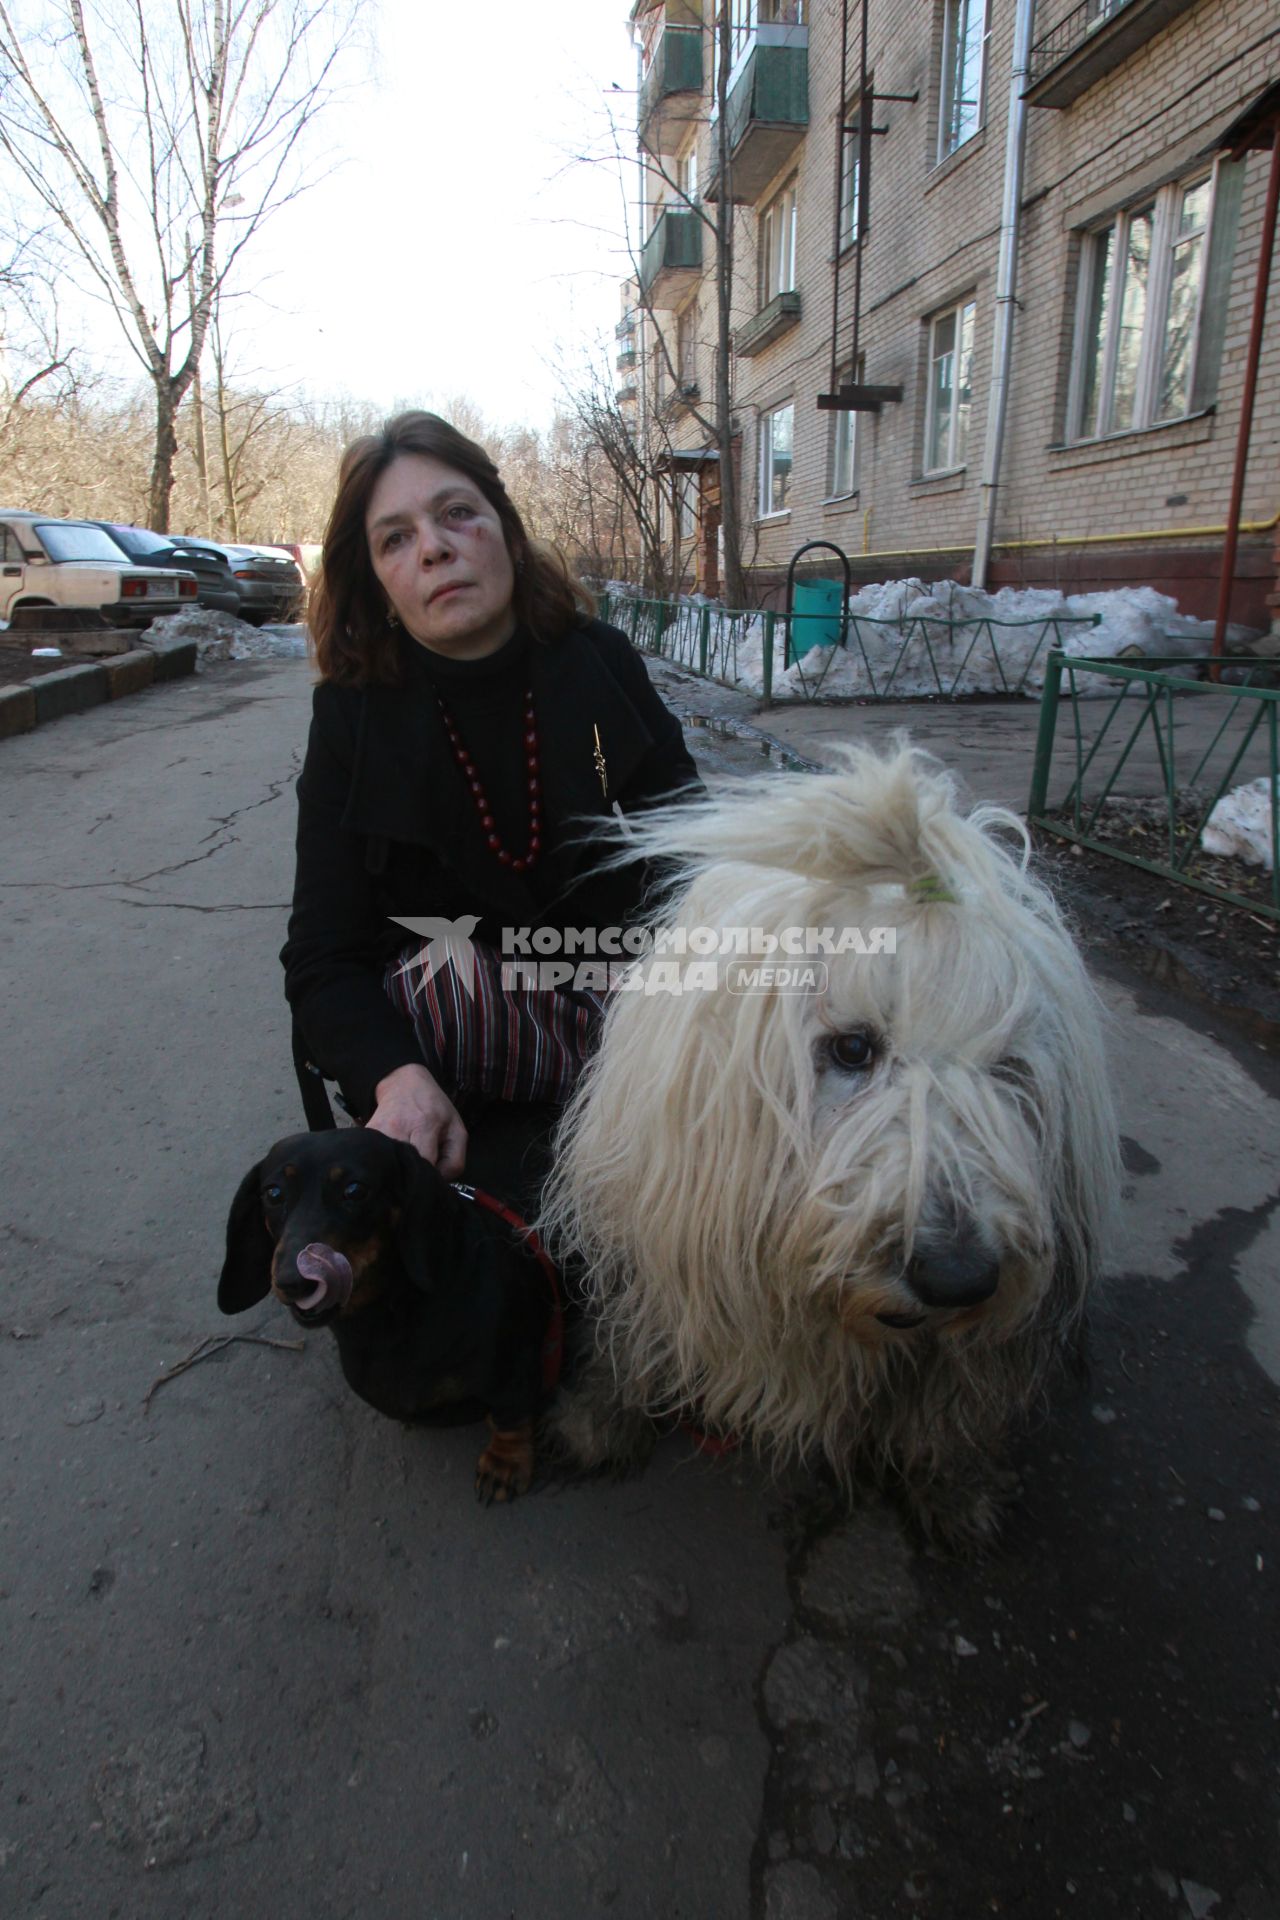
(451, 1181, 735, 1452)
(450, 1183, 564, 1392)
(679, 1420, 741, 1458)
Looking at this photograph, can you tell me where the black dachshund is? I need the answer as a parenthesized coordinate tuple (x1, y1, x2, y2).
(219, 1113, 563, 1502)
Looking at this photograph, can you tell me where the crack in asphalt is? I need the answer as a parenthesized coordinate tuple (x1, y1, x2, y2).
(194, 766, 299, 847)
(122, 836, 240, 886)
(117, 898, 291, 913)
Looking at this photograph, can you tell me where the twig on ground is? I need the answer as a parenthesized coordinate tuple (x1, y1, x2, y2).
(143, 1331, 305, 1414)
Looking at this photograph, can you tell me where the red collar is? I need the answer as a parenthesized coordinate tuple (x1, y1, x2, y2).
(450, 1182, 563, 1391)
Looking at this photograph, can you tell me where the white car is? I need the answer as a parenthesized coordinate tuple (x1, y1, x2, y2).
(0, 511, 198, 628)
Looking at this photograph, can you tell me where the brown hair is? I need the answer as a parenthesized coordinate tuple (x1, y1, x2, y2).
(308, 410, 595, 685)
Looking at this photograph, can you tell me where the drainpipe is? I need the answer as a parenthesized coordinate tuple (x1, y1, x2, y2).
(972, 0, 1035, 591)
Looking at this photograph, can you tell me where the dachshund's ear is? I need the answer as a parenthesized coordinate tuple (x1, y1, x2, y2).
(388, 1140, 458, 1289)
(218, 1161, 274, 1313)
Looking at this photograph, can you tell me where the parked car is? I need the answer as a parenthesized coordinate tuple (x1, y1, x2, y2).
(195, 540, 305, 625)
(0, 511, 197, 628)
(92, 523, 243, 618)
(265, 541, 323, 584)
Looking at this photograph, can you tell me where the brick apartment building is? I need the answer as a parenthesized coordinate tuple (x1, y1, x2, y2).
(623, 0, 1280, 627)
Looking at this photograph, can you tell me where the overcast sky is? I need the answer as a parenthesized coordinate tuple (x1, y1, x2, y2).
(54, 0, 641, 435)
(230, 0, 639, 430)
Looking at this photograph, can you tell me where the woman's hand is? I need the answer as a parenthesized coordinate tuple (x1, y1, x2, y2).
(367, 1062, 468, 1179)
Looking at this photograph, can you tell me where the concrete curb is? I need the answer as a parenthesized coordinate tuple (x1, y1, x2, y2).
(33, 662, 108, 725)
(0, 640, 195, 739)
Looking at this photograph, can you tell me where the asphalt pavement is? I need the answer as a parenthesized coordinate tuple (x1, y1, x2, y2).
(1, 654, 1277, 1920)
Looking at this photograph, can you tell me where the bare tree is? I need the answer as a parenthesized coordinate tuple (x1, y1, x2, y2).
(0, 0, 357, 530)
(0, 225, 79, 409)
(556, 341, 672, 597)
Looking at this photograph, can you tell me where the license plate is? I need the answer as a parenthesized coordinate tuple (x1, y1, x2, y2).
(147, 579, 174, 596)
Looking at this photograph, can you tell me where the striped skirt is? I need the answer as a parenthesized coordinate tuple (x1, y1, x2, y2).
(382, 939, 610, 1106)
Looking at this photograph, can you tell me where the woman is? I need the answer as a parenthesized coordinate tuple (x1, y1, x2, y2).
(280, 411, 702, 1179)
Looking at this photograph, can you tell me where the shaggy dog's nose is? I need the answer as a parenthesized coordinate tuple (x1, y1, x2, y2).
(907, 1234, 1000, 1309)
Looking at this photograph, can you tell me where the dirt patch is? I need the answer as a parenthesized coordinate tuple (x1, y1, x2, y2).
(1034, 827, 1279, 1050)
(1044, 792, 1276, 914)
(0, 644, 84, 690)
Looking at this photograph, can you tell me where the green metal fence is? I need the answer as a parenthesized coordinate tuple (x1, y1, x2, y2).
(598, 589, 1100, 702)
(1028, 651, 1279, 920)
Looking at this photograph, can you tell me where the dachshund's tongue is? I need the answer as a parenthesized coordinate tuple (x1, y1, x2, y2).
(294, 1243, 354, 1313)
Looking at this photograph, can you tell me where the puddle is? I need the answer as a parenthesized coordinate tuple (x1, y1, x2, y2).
(677, 710, 822, 775)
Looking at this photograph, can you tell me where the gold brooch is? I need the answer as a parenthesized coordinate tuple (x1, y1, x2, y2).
(593, 723, 608, 799)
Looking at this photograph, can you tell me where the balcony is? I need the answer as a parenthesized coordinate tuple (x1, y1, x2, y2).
(616, 345, 638, 372)
(638, 17, 704, 148)
(617, 382, 638, 406)
(735, 289, 801, 357)
(706, 29, 808, 204)
(659, 380, 702, 420)
(1025, 0, 1203, 108)
(638, 206, 703, 306)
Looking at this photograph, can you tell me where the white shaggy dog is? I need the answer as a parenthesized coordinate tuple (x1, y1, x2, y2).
(539, 745, 1119, 1549)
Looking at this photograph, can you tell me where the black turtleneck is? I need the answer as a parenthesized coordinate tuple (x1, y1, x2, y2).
(400, 624, 544, 904)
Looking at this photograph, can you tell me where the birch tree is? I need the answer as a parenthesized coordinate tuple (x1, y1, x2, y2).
(0, 0, 356, 529)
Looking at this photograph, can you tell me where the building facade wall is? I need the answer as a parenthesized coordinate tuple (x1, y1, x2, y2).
(627, 0, 1279, 622)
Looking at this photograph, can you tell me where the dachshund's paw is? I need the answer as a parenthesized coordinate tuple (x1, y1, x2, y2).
(475, 1419, 535, 1505)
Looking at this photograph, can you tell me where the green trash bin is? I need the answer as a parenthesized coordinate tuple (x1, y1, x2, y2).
(791, 579, 845, 663)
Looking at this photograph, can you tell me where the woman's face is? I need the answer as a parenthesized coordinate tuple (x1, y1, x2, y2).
(365, 451, 517, 659)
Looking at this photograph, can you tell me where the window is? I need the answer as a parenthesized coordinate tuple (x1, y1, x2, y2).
(719, 3, 805, 97)
(33, 522, 132, 563)
(924, 298, 976, 472)
(839, 99, 862, 250)
(828, 364, 861, 496)
(938, 0, 987, 161)
(646, 159, 666, 237)
(677, 145, 698, 207)
(1069, 165, 1240, 441)
(760, 178, 798, 305)
(0, 524, 23, 564)
(759, 403, 794, 515)
(680, 475, 699, 541)
(676, 304, 698, 390)
(636, 1, 662, 75)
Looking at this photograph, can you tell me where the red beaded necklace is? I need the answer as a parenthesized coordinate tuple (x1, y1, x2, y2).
(435, 687, 541, 873)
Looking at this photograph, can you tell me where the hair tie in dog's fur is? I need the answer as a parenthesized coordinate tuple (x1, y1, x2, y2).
(911, 872, 958, 905)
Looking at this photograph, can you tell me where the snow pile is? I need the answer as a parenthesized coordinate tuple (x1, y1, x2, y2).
(145, 609, 309, 664)
(770, 581, 1207, 701)
(608, 580, 1225, 701)
(1200, 776, 1277, 871)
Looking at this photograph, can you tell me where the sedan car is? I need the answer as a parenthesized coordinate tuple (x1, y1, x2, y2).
(196, 541, 305, 625)
(0, 512, 197, 627)
(93, 523, 243, 618)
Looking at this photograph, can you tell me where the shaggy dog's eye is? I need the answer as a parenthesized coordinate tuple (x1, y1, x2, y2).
(342, 1180, 368, 1202)
(263, 1181, 284, 1205)
(828, 1030, 877, 1073)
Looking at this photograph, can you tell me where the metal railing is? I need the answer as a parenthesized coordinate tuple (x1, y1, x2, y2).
(1028, 0, 1130, 83)
(598, 588, 1099, 703)
(1028, 652, 1279, 919)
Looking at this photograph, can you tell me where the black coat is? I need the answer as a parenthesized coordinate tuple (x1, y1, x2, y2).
(280, 617, 703, 1119)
